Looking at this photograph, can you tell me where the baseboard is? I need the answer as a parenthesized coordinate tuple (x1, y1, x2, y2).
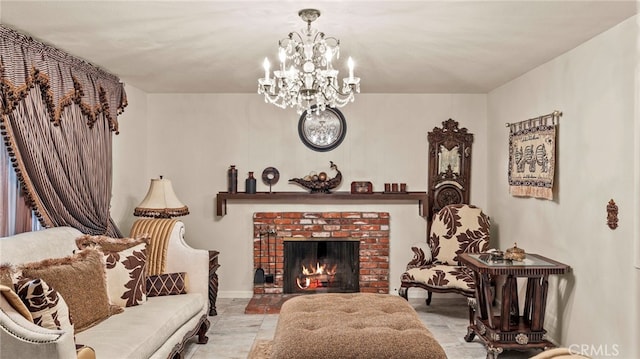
(218, 290, 254, 298)
(218, 290, 451, 299)
(407, 292, 429, 299)
(396, 289, 459, 299)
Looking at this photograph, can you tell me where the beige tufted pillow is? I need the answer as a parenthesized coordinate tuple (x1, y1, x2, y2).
(19, 248, 123, 333)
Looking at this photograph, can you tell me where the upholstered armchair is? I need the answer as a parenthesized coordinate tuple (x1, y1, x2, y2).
(399, 204, 490, 304)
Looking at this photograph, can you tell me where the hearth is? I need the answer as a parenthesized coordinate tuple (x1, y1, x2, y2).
(283, 238, 359, 294)
(252, 212, 390, 295)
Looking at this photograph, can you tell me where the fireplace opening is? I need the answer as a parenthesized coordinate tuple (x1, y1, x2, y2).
(283, 239, 359, 294)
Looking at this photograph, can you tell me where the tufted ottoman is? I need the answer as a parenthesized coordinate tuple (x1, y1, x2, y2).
(270, 293, 447, 359)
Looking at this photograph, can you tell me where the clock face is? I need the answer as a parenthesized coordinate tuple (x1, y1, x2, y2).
(298, 107, 347, 152)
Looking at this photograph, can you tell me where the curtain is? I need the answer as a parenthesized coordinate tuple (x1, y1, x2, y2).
(1, 143, 34, 236)
(0, 25, 127, 236)
(1, 143, 8, 236)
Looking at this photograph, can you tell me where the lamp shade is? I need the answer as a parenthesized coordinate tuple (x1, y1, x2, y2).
(134, 177, 189, 218)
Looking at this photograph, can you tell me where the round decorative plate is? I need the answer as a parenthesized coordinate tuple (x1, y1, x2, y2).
(298, 107, 347, 152)
(261, 167, 280, 185)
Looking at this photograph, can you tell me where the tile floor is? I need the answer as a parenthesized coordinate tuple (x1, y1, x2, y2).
(183, 296, 544, 359)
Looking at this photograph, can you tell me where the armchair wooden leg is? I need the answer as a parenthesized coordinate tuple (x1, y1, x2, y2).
(399, 287, 409, 300)
(426, 291, 433, 305)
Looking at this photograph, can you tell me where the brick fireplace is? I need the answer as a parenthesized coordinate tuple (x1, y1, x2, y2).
(252, 212, 390, 295)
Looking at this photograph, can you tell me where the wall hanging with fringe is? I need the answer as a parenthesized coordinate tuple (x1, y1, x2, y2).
(507, 110, 561, 200)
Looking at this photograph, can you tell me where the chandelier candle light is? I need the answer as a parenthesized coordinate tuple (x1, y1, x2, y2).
(258, 9, 360, 114)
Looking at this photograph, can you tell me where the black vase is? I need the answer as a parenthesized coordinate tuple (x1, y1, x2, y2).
(245, 172, 257, 194)
(228, 165, 238, 193)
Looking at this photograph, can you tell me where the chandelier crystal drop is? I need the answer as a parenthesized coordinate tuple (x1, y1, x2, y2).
(258, 9, 360, 115)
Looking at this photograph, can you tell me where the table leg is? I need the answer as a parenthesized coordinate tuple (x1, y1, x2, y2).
(523, 277, 535, 324)
(531, 275, 549, 331)
(466, 271, 492, 343)
(474, 272, 489, 320)
(509, 277, 520, 326)
(465, 297, 477, 342)
(480, 273, 495, 328)
(501, 275, 517, 331)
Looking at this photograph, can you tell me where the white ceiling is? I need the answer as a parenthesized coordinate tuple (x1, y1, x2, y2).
(1, 1, 636, 94)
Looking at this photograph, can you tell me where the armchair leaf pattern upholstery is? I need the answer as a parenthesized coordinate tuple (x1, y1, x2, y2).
(400, 204, 490, 304)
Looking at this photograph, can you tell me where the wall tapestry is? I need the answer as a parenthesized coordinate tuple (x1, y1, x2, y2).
(508, 111, 562, 200)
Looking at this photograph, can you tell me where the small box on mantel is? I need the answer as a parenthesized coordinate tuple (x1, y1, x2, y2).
(351, 181, 373, 194)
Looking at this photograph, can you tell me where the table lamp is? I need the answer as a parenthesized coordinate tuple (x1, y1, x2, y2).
(134, 176, 189, 218)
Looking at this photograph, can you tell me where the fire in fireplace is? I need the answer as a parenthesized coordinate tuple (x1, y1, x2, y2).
(283, 238, 359, 294)
(296, 262, 337, 290)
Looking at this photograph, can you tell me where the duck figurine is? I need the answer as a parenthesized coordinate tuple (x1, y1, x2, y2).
(289, 161, 342, 193)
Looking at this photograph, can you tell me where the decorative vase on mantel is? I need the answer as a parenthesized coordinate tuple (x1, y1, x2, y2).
(228, 165, 238, 193)
(245, 172, 257, 194)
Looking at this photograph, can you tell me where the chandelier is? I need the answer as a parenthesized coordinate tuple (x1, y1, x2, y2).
(258, 9, 360, 115)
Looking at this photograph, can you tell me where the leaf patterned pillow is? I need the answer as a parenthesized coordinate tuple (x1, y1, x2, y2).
(14, 277, 74, 333)
(105, 242, 148, 307)
(76, 236, 148, 307)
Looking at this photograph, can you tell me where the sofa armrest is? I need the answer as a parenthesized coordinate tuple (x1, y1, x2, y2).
(406, 242, 433, 269)
(164, 222, 210, 308)
(130, 219, 211, 310)
(1, 294, 76, 359)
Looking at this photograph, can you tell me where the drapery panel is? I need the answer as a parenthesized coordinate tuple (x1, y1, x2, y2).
(1, 143, 34, 237)
(0, 25, 127, 236)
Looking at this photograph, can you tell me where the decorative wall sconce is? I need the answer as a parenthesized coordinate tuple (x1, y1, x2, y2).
(606, 199, 618, 230)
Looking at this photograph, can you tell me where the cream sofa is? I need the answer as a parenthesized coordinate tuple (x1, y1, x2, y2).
(0, 221, 210, 359)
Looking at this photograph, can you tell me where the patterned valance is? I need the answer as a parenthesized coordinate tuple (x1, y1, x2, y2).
(0, 24, 126, 236)
(0, 24, 127, 133)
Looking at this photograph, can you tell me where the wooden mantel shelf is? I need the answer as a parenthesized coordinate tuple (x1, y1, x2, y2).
(216, 191, 428, 217)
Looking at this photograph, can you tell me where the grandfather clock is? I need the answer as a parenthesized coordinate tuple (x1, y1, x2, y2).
(427, 119, 473, 231)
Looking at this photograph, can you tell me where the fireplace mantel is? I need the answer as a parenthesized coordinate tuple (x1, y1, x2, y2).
(216, 191, 428, 217)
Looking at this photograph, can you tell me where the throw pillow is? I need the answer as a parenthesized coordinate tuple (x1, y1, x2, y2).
(0, 284, 33, 322)
(146, 272, 189, 297)
(19, 248, 122, 333)
(0, 263, 15, 287)
(75, 235, 149, 307)
(14, 277, 73, 333)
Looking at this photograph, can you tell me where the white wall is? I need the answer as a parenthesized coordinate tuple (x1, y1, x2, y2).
(487, 16, 638, 358)
(111, 84, 150, 233)
(111, 16, 640, 357)
(113, 93, 487, 297)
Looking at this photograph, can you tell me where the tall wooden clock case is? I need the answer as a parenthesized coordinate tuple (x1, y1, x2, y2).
(427, 118, 474, 230)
